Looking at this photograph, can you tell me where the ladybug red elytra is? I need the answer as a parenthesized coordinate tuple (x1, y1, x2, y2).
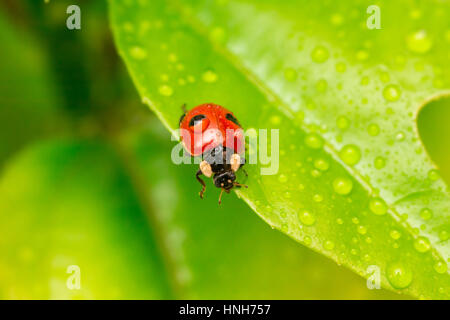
(179, 103, 247, 204)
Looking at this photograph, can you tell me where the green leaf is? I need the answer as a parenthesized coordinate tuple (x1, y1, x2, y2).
(109, 0, 450, 298)
(0, 132, 400, 299)
(0, 11, 63, 166)
(0, 140, 172, 299)
(122, 119, 402, 299)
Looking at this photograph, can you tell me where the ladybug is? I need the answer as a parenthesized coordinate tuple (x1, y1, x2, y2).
(179, 103, 247, 204)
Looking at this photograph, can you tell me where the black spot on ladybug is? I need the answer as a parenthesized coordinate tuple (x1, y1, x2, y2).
(189, 114, 206, 127)
(226, 113, 240, 126)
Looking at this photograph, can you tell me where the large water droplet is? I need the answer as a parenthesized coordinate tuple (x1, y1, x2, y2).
(406, 30, 433, 54)
(314, 158, 330, 171)
(428, 169, 440, 181)
(414, 236, 431, 253)
(433, 261, 448, 274)
(390, 229, 401, 240)
(420, 208, 433, 220)
(387, 263, 413, 289)
(439, 230, 449, 241)
(369, 197, 387, 215)
(305, 133, 324, 149)
(374, 156, 386, 169)
(383, 84, 401, 102)
(357, 225, 367, 235)
(332, 177, 353, 195)
(324, 240, 335, 250)
(298, 210, 316, 226)
(339, 145, 361, 166)
(304, 236, 312, 245)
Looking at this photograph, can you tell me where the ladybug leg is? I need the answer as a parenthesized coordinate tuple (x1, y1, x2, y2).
(234, 182, 248, 189)
(196, 169, 206, 199)
(218, 188, 225, 205)
(242, 168, 248, 177)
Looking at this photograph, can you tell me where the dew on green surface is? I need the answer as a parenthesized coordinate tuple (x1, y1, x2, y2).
(324, 240, 335, 250)
(374, 156, 386, 169)
(428, 169, 440, 181)
(129, 46, 148, 60)
(383, 84, 401, 102)
(202, 70, 218, 83)
(158, 84, 174, 96)
(332, 177, 353, 195)
(313, 194, 323, 202)
(406, 30, 433, 54)
(439, 230, 449, 241)
(357, 225, 367, 235)
(209, 26, 227, 44)
(304, 236, 312, 245)
(419, 208, 433, 221)
(314, 158, 329, 171)
(367, 123, 380, 136)
(414, 236, 431, 253)
(339, 144, 361, 166)
(335, 62, 346, 73)
(387, 263, 413, 289)
(336, 115, 350, 130)
(316, 79, 328, 92)
(304, 133, 324, 149)
(433, 261, 448, 274)
(298, 210, 316, 226)
(168, 53, 178, 63)
(395, 132, 405, 142)
(284, 67, 298, 82)
(390, 229, 401, 240)
(311, 45, 329, 63)
(369, 197, 387, 215)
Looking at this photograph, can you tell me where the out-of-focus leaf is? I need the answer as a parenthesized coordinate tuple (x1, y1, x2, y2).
(418, 96, 450, 185)
(0, 11, 63, 166)
(109, 0, 450, 298)
(0, 140, 172, 299)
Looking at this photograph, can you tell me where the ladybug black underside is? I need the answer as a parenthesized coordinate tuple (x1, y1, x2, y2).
(203, 145, 244, 190)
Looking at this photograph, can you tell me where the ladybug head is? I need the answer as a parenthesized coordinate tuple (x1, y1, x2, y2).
(213, 170, 236, 191)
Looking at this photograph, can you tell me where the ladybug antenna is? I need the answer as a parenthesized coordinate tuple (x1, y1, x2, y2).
(234, 182, 248, 188)
(181, 103, 187, 113)
(218, 188, 225, 205)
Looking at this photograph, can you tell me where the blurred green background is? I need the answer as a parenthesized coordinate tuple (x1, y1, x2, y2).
(0, 0, 448, 299)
